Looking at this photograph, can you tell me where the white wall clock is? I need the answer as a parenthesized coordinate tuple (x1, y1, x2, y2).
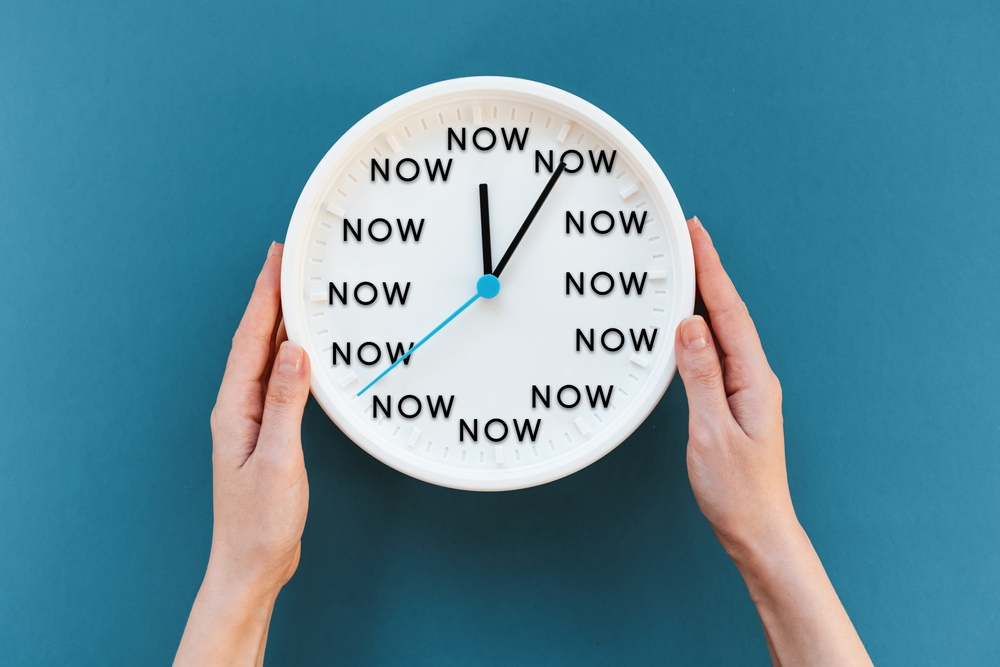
(281, 76, 694, 491)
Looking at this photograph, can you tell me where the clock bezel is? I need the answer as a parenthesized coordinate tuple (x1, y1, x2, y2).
(281, 76, 695, 491)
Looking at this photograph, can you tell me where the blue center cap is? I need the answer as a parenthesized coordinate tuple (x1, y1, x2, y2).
(476, 274, 501, 299)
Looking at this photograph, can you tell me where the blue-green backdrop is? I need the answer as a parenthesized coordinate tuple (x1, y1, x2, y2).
(2, 1, 998, 664)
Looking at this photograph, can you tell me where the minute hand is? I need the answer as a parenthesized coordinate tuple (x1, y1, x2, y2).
(492, 161, 567, 277)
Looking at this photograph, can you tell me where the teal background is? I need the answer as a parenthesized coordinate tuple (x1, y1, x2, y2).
(1, 0, 998, 664)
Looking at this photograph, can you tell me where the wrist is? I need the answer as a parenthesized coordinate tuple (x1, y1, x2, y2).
(203, 551, 285, 608)
(716, 506, 806, 576)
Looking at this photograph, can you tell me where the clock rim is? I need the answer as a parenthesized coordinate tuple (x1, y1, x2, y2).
(281, 75, 695, 491)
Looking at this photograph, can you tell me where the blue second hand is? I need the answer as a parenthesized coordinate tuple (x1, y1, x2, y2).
(356, 273, 500, 397)
(356, 293, 479, 396)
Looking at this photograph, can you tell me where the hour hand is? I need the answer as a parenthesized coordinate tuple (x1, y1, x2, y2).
(479, 183, 492, 275)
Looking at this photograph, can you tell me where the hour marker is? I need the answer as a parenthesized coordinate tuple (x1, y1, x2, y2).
(326, 203, 346, 218)
(347, 174, 357, 182)
(310, 276, 321, 281)
(315, 239, 326, 246)
(336, 189, 347, 197)
(420, 118, 428, 130)
(528, 111, 534, 123)
(649, 270, 667, 281)
(648, 235, 660, 242)
(386, 134, 402, 154)
(653, 308, 665, 314)
(619, 183, 639, 199)
(444, 447, 449, 458)
(618, 388, 629, 396)
(339, 372, 357, 387)
(556, 122, 572, 143)
(311, 311, 324, 318)
(372, 147, 381, 157)
(562, 432, 571, 443)
(425, 441, 433, 452)
(549, 440, 556, 450)
(309, 292, 326, 302)
(495, 444, 504, 464)
(532, 445, 538, 457)
(492, 105, 497, 118)
(406, 428, 421, 447)
(653, 253, 664, 260)
(654, 290, 667, 295)
(515, 449, 520, 461)
(473, 106, 483, 125)
(615, 170, 626, 179)
(576, 133, 585, 144)
(392, 426, 401, 436)
(480, 452, 484, 463)
(630, 354, 649, 368)
(316, 329, 327, 335)
(636, 201, 647, 209)
(574, 417, 589, 435)
(310, 258, 323, 263)
(437, 112, 444, 124)
(320, 221, 331, 228)
(455, 108, 462, 120)
(377, 416, 386, 426)
(628, 374, 639, 382)
(545, 117, 552, 128)
(593, 413, 603, 423)
(461, 450, 467, 461)
(403, 126, 411, 137)
(509, 107, 516, 120)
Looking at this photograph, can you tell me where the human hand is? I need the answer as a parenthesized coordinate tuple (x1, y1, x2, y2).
(208, 241, 311, 594)
(175, 242, 311, 667)
(675, 218, 872, 667)
(674, 217, 794, 557)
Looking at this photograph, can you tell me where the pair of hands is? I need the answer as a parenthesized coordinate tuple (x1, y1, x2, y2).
(175, 220, 871, 666)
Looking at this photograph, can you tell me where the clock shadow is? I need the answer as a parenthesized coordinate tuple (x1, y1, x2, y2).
(269, 382, 741, 665)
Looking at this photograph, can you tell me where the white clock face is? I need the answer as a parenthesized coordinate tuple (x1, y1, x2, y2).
(282, 77, 694, 491)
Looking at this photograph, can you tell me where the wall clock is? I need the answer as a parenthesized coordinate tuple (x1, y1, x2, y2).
(281, 76, 694, 491)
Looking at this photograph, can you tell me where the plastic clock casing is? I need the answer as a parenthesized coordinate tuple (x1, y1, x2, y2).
(281, 76, 694, 491)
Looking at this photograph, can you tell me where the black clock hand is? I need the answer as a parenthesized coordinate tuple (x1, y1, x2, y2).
(492, 161, 567, 278)
(479, 183, 493, 275)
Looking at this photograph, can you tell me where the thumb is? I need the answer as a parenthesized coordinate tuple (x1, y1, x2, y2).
(675, 316, 733, 437)
(257, 341, 311, 459)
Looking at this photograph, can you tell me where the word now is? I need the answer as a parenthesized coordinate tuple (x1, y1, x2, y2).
(447, 126, 529, 152)
(576, 328, 658, 352)
(566, 272, 647, 296)
(566, 210, 648, 235)
(372, 394, 455, 419)
(371, 158, 453, 182)
(531, 384, 614, 409)
(328, 281, 410, 306)
(459, 418, 541, 443)
(343, 218, 424, 243)
(333, 342, 414, 367)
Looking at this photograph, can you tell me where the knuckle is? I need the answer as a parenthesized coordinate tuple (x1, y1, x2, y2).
(267, 378, 302, 408)
(687, 356, 722, 384)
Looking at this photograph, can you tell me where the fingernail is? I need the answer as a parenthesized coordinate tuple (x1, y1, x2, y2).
(680, 317, 710, 350)
(692, 216, 702, 229)
(276, 341, 304, 374)
(266, 241, 280, 260)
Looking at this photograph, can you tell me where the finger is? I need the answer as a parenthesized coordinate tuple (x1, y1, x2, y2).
(675, 316, 737, 439)
(216, 242, 284, 419)
(256, 341, 311, 463)
(687, 217, 770, 385)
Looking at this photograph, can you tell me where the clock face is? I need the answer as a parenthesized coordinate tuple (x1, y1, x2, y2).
(281, 77, 694, 491)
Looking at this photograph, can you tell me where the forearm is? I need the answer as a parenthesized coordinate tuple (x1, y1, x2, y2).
(726, 518, 873, 667)
(173, 564, 279, 667)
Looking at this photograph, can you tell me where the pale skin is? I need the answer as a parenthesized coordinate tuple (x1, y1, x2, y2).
(174, 221, 873, 666)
